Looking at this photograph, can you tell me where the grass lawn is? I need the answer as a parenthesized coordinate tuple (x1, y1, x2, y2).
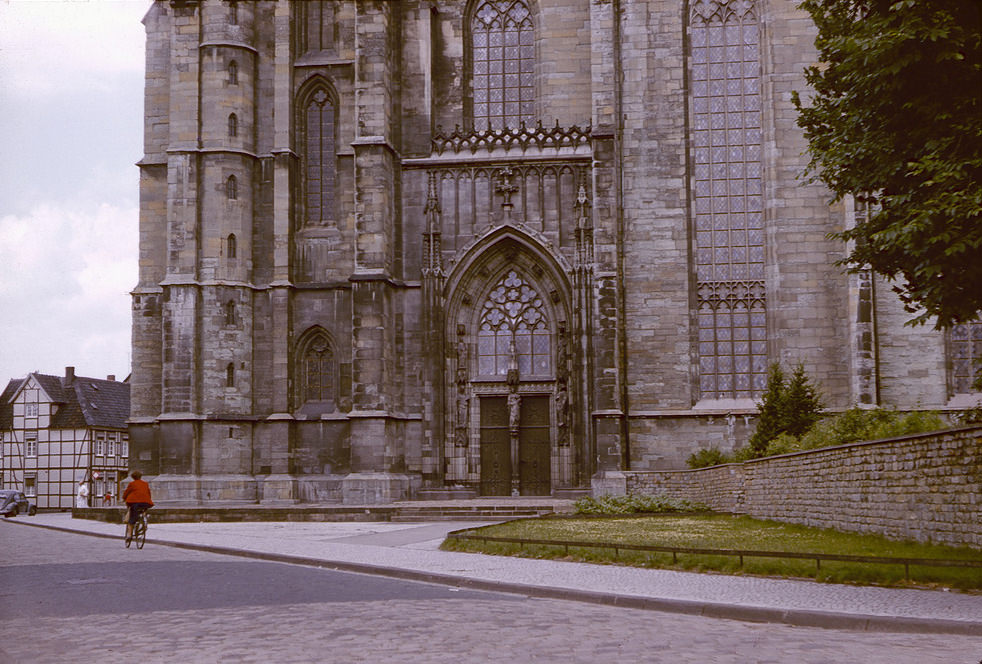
(440, 514, 982, 591)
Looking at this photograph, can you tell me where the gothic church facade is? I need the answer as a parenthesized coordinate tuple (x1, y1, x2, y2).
(131, 0, 974, 504)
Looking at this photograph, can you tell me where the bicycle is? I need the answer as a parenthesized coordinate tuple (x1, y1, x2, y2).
(125, 507, 149, 549)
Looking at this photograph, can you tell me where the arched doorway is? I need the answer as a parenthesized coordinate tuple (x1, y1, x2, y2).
(444, 232, 576, 496)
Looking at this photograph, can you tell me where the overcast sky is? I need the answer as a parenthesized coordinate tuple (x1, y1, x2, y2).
(0, 0, 151, 384)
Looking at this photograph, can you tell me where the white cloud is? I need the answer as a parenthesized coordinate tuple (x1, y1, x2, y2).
(0, 201, 138, 383)
(0, 1, 148, 385)
(0, 0, 150, 96)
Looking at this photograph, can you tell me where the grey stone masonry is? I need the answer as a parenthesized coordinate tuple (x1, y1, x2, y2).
(131, 0, 974, 506)
(613, 426, 982, 548)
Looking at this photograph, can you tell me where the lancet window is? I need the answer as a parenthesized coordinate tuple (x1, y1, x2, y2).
(298, 1, 338, 55)
(300, 330, 335, 403)
(300, 86, 337, 227)
(690, 0, 767, 400)
(477, 270, 551, 377)
(469, 0, 535, 130)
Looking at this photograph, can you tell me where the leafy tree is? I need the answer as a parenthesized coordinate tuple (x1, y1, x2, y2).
(792, 0, 982, 327)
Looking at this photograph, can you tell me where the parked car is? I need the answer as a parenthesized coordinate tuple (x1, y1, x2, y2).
(0, 490, 36, 517)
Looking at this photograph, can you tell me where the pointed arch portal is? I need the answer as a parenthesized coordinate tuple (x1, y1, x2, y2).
(443, 231, 578, 496)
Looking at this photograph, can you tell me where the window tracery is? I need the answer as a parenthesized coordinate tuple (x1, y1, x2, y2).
(950, 322, 982, 394)
(690, 0, 767, 400)
(301, 87, 337, 227)
(300, 331, 335, 402)
(478, 270, 551, 377)
(470, 0, 535, 130)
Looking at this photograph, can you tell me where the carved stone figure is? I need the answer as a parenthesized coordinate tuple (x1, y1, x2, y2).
(508, 392, 521, 431)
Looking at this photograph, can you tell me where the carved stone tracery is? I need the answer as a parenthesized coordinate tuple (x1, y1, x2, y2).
(432, 121, 591, 155)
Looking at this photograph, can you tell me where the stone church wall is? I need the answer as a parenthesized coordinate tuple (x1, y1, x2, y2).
(131, 0, 974, 504)
(874, 277, 950, 408)
(617, 426, 982, 547)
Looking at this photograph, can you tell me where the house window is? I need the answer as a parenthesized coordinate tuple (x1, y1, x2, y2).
(690, 0, 767, 400)
(477, 270, 551, 377)
(228, 0, 238, 25)
(226, 363, 235, 388)
(228, 113, 238, 138)
(24, 474, 36, 498)
(25, 403, 38, 417)
(470, 0, 535, 131)
(228, 60, 238, 86)
(301, 87, 337, 226)
(95, 433, 105, 457)
(122, 439, 130, 458)
(226, 175, 238, 201)
(25, 432, 38, 458)
(950, 322, 982, 394)
(227, 233, 237, 259)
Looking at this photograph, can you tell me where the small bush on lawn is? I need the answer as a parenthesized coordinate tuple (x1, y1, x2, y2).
(573, 493, 707, 515)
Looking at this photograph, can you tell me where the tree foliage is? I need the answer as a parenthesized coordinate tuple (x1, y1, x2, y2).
(748, 363, 825, 455)
(793, 0, 982, 327)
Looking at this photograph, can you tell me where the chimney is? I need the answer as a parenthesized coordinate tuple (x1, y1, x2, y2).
(107, 375, 116, 382)
(64, 366, 75, 385)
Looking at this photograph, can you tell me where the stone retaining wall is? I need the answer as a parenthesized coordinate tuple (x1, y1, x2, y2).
(600, 426, 982, 548)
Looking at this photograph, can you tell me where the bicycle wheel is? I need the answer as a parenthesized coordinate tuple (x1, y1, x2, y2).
(136, 518, 147, 549)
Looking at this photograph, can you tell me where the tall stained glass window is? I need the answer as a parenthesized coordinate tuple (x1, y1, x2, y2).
(478, 270, 551, 377)
(690, 0, 767, 400)
(302, 88, 336, 226)
(470, 0, 534, 130)
(950, 322, 982, 394)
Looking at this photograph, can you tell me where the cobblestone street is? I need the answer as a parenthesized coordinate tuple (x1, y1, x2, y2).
(2, 522, 980, 663)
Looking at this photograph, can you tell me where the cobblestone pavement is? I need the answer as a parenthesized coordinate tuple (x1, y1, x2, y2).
(2, 522, 981, 664)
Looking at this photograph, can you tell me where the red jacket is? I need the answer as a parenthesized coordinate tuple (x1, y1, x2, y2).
(123, 479, 153, 506)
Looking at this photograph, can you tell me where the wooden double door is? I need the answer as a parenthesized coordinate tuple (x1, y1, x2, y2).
(479, 395, 551, 496)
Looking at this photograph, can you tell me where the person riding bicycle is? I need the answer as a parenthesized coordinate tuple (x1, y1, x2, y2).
(123, 470, 153, 541)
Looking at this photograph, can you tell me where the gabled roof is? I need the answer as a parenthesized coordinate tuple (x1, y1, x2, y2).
(0, 372, 130, 431)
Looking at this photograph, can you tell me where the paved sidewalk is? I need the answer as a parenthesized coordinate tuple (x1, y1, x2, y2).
(10, 513, 982, 635)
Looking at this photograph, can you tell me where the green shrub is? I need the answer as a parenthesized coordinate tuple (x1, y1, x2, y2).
(798, 407, 947, 451)
(686, 446, 733, 469)
(574, 493, 707, 515)
(763, 432, 801, 456)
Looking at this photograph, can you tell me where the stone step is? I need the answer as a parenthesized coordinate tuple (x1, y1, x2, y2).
(74, 500, 572, 524)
